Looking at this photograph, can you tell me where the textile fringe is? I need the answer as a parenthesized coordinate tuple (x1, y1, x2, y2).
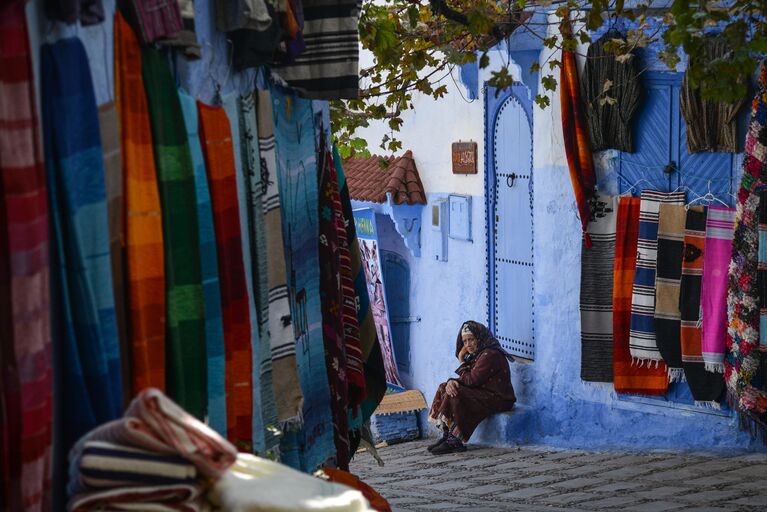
(278, 406, 304, 432)
(668, 367, 686, 383)
(704, 362, 725, 373)
(632, 357, 662, 369)
(694, 400, 721, 410)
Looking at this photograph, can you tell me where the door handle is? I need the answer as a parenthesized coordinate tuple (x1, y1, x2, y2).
(507, 173, 517, 188)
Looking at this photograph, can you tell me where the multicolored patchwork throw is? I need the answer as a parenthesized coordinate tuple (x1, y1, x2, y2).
(143, 47, 206, 420)
(41, 36, 124, 459)
(681, 207, 725, 407)
(759, 190, 767, 348)
(701, 206, 736, 373)
(613, 197, 669, 395)
(271, 87, 334, 471)
(580, 194, 618, 382)
(178, 90, 226, 437)
(114, 11, 166, 395)
(629, 190, 686, 363)
(654, 204, 687, 382)
(198, 102, 253, 451)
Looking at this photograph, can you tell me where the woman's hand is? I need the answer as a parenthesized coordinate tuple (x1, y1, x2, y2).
(457, 346, 469, 362)
(446, 380, 459, 398)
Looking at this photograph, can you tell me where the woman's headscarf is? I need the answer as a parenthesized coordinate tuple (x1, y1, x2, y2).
(454, 321, 514, 362)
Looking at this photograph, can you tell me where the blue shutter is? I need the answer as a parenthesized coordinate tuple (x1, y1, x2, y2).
(382, 251, 411, 373)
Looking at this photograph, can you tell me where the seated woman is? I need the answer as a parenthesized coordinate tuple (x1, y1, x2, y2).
(428, 321, 516, 454)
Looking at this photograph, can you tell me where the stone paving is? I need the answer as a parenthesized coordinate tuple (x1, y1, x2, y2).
(349, 439, 767, 512)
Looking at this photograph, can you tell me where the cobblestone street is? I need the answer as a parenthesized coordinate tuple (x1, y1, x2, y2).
(350, 440, 767, 512)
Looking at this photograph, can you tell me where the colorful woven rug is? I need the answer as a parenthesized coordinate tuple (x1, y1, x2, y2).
(198, 101, 253, 452)
(143, 47, 206, 420)
(629, 190, 686, 363)
(271, 87, 334, 471)
(223, 93, 265, 453)
(580, 194, 618, 382)
(681, 207, 725, 406)
(178, 89, 226, 437)
(114, 11, 166, 395)
(0, 5, 53, 509)
(759, 190, 767, 349)
(654, 204, 687, 382)
(613, 197, 669, 395)
(701, 206, 736, 373)
(256, 90, 304, 428)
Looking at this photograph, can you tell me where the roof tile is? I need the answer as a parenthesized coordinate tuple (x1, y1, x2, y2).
(343, 150, 426, 205)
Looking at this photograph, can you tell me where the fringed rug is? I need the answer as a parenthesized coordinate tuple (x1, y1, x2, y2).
(701, 205, 736, 373)
(114, 11, 166, 395)
(178, 90, 226, 437)
(680, 207, 725, 407)
(613, 197, 669, 395)
(271, 87, 334, 472)
(580, 194, 618, 382)
(654, 204, 687, 382)
(629, 190, 686, 364)
(198, 101, 253, 452)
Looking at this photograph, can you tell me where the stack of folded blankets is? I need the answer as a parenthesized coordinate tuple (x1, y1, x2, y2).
(68, 389, 375, 511)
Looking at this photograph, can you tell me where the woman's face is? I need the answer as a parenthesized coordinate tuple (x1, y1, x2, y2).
(462, 332, 478, 354)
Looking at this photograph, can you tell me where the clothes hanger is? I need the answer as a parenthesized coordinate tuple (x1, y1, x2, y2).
(624, 178, 655, 195)
(686, 180, 729, 208)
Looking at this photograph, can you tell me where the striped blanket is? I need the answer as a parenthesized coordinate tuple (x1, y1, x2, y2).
(681, 207, 725, 406)
(123, 0, 183, 44)
(198, 102, 254, 451)
(257, 90, 304, 426)
(223, 93, 265, 453)
(701, 206, 736, 373)
(654, 204, 687, 382)
(178, 90, 227, 437)
(41, 36, 123, 458)
(274, 0, 361, 99)
(613, 197, 669, 395)
(759, 190, 767, 348)
(271, 87, 334, 471)
(580, 194, 618, 382)
(114, 11, 167, 395)
(68, 483, 204, 512)
(142, 47, 206, 420)
(0, 5, 53, 510)
(629, 190, 686, 363)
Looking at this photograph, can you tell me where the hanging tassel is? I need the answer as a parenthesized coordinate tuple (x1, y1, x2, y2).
(704, 362, 725, 373)
(694, 400, 721, 410)
(668, 367, 686, 383)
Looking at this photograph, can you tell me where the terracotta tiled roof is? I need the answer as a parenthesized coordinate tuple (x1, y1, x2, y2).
(343, 150, 426, 205)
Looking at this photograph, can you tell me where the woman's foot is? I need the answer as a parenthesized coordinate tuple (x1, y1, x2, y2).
(430, 434, 467, 455)
(427, 432, 448, 452)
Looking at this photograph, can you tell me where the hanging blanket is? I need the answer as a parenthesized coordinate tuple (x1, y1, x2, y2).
(701, 205, 736, 373)
(273, 0, 361, 99)
(198, 102, 253, 451)
(726, 63, 767, 431)
(114, 11, 166, 395)
(613, 197, 669, 395)
(44, 0, 104, 26)
(257, 90, 304, 427)
(580, 194, 618, 382)
(178, 90, 226, 437)
(654, 204, 687, 382)
(271, 87, 335, 472)
(98, 102, 129, 406)
(629, 190, 686, 363)
(560, 47, 596, 247)
(41, 36, 123, 459)
(68, 484, 204, 512)
(223, 93, 265, 453)
(680, 207, 725, 406)
(759, 189, 767, 349)
(124, 0, 183, 44)
(142, 48, 206, 419)
(0, 5, 53, 510)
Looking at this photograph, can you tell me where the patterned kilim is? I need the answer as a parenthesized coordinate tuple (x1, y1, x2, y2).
(222, 93, 264, 452)
(198, 102, 253, 451)
(613, 197, 669, 395)
(142, 47, 206, 420)
(759, 190, 767, 348)
(124, 0, 183, 43)
(579, 194, 618, 382)
(701, 206, 736, 373)
(256, 90, 304, 428)
(629, 190, 686, 363)
(178, 90, 226, 436)
(681, 207, 725, 406)
(654, 204, 687, 382)
(271, 87, 334, 471)
(98, 101, 130, 405)
(0, 5, 53, 510)
(114, 11, 166, 395)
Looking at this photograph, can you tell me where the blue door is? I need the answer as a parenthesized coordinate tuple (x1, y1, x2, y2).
(382, 251, 411, 373)
(485, 84, 535, 359)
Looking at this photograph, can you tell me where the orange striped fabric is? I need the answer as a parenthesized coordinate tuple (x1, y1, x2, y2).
(114, 11, 166, 394)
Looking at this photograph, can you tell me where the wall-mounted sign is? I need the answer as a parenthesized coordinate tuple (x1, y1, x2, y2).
(452, 141, 477, 174)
